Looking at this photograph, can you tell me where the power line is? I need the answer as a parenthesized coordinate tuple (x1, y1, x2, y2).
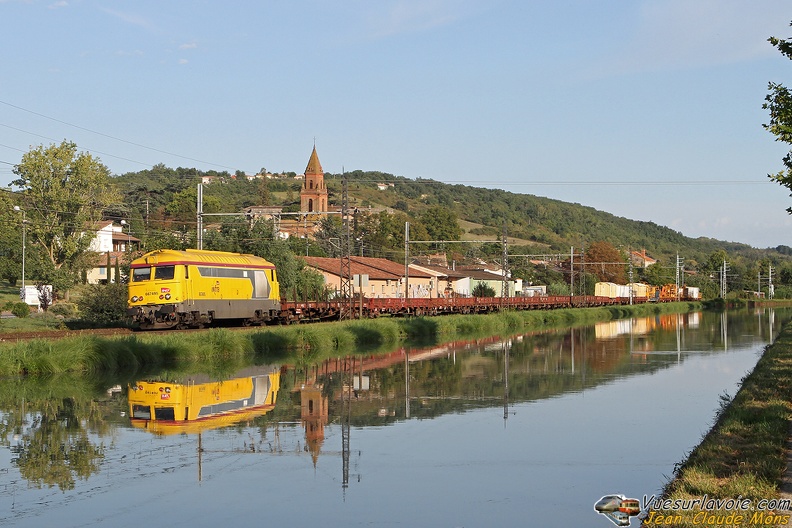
(0, 98, 772, 187)
(329, 176, 770, 187)
(0, 142, 26, 153)
(0, 99, 238, 171)
(0, 123, 156, 168)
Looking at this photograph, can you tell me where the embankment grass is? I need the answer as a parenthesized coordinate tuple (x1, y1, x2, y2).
(0, 302, 700, 379)
(641, 321, 792, 527)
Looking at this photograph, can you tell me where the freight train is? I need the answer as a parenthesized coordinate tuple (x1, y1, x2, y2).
(126, 249, 693, 330)
(594, 282, 701, 302)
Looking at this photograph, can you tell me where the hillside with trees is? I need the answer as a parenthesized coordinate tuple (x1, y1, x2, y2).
(3, 142, 788, 304)
(103, 166, 792, 300)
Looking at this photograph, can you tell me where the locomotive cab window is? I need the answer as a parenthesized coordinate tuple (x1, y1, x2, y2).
(132, 267, 152, 282)
(155, 265, 175, 280)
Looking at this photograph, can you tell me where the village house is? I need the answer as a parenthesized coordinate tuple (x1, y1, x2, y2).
(630, 249, 657, 268)
(303, 256, 523, 299)
(461, 268, 521, 297)
(302, 256, 435, 299)
(85, 220, 141, 284)
(410, 263, 472, 297)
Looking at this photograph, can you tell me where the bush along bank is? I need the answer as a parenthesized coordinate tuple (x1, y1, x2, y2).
(641, 321, 792, 527)
(0, 302, 701, 378)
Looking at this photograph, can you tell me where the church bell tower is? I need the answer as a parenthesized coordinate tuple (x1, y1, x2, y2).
(300, 146, 328, 213)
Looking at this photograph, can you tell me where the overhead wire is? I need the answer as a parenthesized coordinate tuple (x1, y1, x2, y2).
(325, 175, 770, 186)
(0, 122, 154, 168)
(0, 99, 775, 188)
(0, 99, 239, 171)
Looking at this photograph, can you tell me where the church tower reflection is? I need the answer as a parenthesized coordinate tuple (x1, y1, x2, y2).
(300, 382, 328, 467)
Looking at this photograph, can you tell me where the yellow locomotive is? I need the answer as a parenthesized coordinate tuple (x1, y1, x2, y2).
(127, 249, 281, 329)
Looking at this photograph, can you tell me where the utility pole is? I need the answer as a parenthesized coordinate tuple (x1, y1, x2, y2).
(570, 246, 574, 299)
(196, 183, 203, 250)
(720, 260, 730, 298)
(628, 258, 634, 305)
(581, 242, 586, 306)
(680, 255, 685, 289)
(500, 225, 508, 301)
(339, 172, 353, 319)
(404, 222, 410, 300)
(720, 261, 724, 298)
(769, 265, 775, 299)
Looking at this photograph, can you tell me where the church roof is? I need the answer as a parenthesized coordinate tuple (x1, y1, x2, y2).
(305, 146, 323, 175)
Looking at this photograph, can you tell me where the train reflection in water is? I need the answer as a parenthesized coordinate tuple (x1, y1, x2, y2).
(128, 367, 281, 435)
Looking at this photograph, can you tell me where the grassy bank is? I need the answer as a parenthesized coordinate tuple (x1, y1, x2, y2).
(0, 302, 700, 378)
(641, 322, 792, 527)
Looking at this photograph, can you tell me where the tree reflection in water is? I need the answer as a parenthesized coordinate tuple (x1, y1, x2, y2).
(2, 389, 110, 491)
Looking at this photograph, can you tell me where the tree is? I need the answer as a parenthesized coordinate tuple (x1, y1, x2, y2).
(641, 262, 672, 286)
(420, 206, 461, 242)
(314, 216, 343, 257)
(703, 249, 729, 278)
(764, 23, 792, 213)
(258, 178, 271, 206)
(165, 185, 221, 222)
(12, 141, 121, 291)
(584, 241, 627, 284)
(472, 282, 496, 297)
(0, 191, 26, 285)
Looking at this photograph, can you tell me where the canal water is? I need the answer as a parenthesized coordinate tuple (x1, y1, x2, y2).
(0, 308, 788, 528)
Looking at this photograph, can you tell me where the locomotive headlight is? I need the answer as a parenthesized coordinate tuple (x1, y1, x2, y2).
(159, 294, 164, 299)
(165, 294, 171, 300)
(131, 296, 139, 302)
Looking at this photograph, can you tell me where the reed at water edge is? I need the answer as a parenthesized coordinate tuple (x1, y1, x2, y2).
(0, 302, 700, 378)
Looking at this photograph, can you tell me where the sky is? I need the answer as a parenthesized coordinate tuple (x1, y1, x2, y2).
(1, 0, 792, 249)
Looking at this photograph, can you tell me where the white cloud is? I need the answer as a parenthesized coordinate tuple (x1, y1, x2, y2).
(116, 50, 144, 57)
(98, 7, 156, 31)
(363, 0, 484, 39)
(179, 42, 198, 50)
(179, 58, 189, 65)
(594, 0, 792, 76)
(48, 1, 67, 9)
(695, 216, 732, 231)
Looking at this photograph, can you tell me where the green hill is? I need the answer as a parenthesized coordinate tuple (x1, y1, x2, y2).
(112, 166, 792, 298)
(324, 170, 783, 267)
